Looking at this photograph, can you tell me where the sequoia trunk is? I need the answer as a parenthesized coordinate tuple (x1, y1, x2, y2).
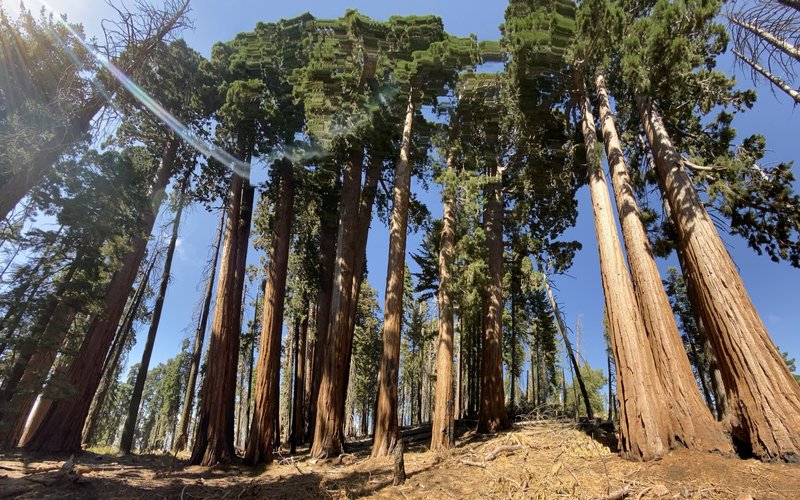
(430, 148, 457, 451)
(477, 158, 509, 434)
(596, 76, 732, 454)
(311, 146, 363, 459)
(580, 89, 670, 460)
(23, 139, 178, 452)
(373, 92, 415, 456)
(637, 95, 800, 462)
(245, 159, 295, 465)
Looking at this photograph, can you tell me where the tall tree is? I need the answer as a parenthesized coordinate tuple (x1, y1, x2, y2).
(120, 181, 187, 454)
(173, 210, 224, 452)
(244, 159, 295, 465)
(579, 84, 671, 460)
(595, 74, 732, 453)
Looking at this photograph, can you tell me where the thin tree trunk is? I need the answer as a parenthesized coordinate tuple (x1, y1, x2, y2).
(293, 295, 309, 447)
(607, 356, 614, 423)
(477, 158, 509, 434)
(638, 94, 800, 461)
(173, 210, 224, 453)
(244, 159, 295, 465)
(120, 183, 186, 454)
(430, 148, 457, 451)
(580, 89, 670, 460)
(24, 139, 178, 452)
(596, 75, 732, 454)
(289, 315, 301, 453)
(732, 49, 800, 104)
(84, 251, 158, 448)
(540, 271, 593, 419)
(225, 179, 255, 452)
(311, 146, 363, 459)
(373, 92, 416, 457)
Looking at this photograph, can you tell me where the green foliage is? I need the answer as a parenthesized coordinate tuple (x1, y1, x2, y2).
(565, 361, 606, 418)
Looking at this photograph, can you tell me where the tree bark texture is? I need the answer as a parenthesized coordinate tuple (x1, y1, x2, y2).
(311, 146, 363, 459)
(430, 148, 457, 451)
(244, 159, 295, 465)
(23, 139, 178, 452)
(596, 76, 732, 454)
(189, 170, 245, 466)
(580, 90, 671, 460)
(477, 159, 509, 434)
(638, 95, 800, 462)
(373, 93, 416, 457)
(84, 250, 158, 448)
(307, 181, 339, 445)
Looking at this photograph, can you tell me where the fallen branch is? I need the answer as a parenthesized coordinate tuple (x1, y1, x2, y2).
(592, 485, 634, 500)
(460, 459, 487, 468)
(485, 444, 523, 461)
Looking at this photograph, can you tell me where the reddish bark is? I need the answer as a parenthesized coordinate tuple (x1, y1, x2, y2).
(430, 148, 457, 451)
(477, 159, 509, 434)
(244, 159, 295, 465)
(189, 170, 244, 466)
(311, 146, 363, 459)
(595, 76, 732, 455)
(23, 140, 178, 452)
(638, 95, 800, 462)
(373, 93, 416, 456)
(579, 89, 670, 460)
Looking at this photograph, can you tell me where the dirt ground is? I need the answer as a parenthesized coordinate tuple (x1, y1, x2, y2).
(1, 420, 798, 499)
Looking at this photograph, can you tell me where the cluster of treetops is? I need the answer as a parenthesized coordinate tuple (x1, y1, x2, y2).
(1, 0, 799, 468)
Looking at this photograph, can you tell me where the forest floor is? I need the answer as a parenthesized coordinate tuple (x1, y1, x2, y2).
(0, 419, 798, 499)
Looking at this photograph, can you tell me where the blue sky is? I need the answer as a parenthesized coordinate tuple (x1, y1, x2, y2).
(11, 0, 798, 384)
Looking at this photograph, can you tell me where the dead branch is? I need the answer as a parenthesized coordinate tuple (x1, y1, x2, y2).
(592, 485, 634, 500)
(485, 444, 523, 461)
(459, 459, 487, 468)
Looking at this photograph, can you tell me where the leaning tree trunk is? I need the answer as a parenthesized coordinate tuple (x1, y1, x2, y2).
(120, 184, 186, 454)
(189, 169, 245, 466)
(0, 257, 81, 449)
(540, 270, 593, 419)
(638, 95, 800, 462)
(579, 89, 671, 461)
(244, 159, 295, 465)
(430, 147, 457, 451)
(727, 15, 800, 62)
(373, 92, 416, 457)
(0, 302, 77, 449)
(477, 158, 509, 434)
(84, 251, 158, 448)
(595, 76, 732, 454)
(173, 210, 224, 452)
(311, 146, 363, 459)
(0, 1, 189, 220)
(23, 139, 178, 452)
(732, 49, 800, 105)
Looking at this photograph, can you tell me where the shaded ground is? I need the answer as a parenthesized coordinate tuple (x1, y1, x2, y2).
(1, 419, 798, 499)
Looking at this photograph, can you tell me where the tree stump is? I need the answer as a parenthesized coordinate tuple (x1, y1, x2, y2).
(393, 438, 406, 486)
